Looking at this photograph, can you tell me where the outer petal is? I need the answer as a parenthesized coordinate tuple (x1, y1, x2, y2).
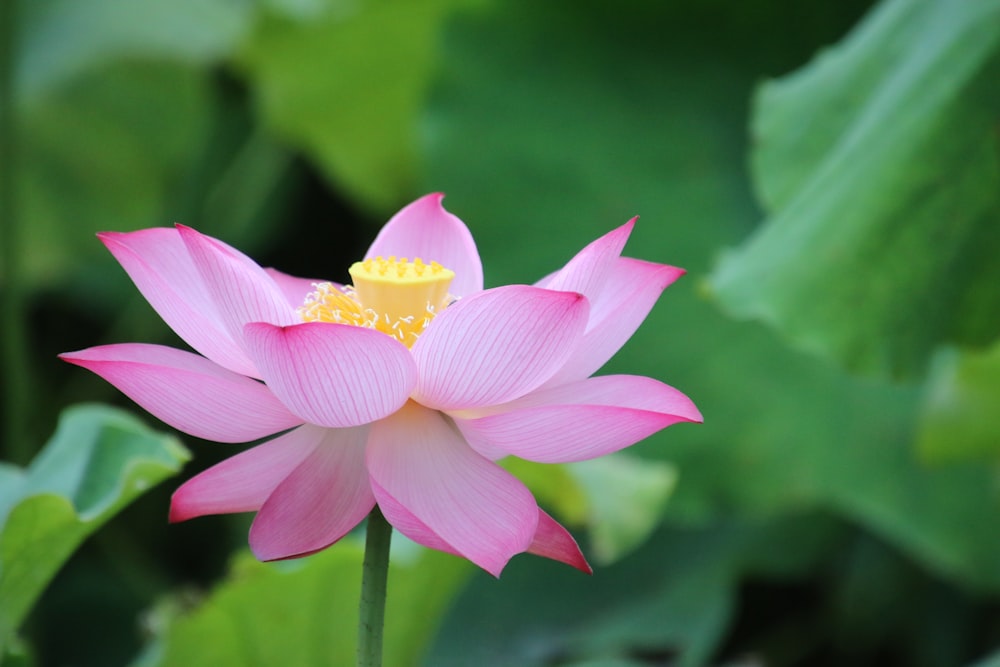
(528, 510, 592, 574)
(412, 286, 589, 410)
(540, 219, 635, 304)
(367, 402, 538, 576)
(176, 225, 300, 348)
(59, 343, 302, 443)
(243, 322, 417, 428)
(169, 424, 320, 522)
(265, 267, 329, 308)
(546, 258, 684, 385)
(98, 229, 258, 377)
(365, 193, 483, 298)
(250, 425, 375, 561)
(455, 375, 701, 463)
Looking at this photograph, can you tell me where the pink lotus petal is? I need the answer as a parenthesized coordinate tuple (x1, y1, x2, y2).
(546, 258, 684, 385)
(540, 219, 635, 303)
(169, 424, 320, 522)
(243, 322, 417, 428)
(99, 229, 259, 377)
(455, 374, 700, 463)
(59, 343, 302, 442)
(365, 193, 483, 298)
(367, 402, 538, 577)
(412, 285, 589, 410)
(176, 225, 300, 348)
(250, 425, 375, 561)
(528, 510, 592, 574)
(265, 267, 330, 308)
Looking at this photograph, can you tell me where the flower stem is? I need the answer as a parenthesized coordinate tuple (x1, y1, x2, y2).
(357, 505, 392, 667)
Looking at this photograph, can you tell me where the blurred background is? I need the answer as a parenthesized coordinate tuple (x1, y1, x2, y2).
(3, 0, 1000, 665)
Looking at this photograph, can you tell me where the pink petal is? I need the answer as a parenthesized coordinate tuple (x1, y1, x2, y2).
(365, 193, 483, 298)
(59, 343, 302, 443)
(176, 225, 300, 349)
(366, 402, 538, 576)
(528, 510, 592, 574)
(540, 219, 635, 303)
(265, 267, 329, 308)
(412, 285, 589, 410)
(455, 375, 701, 463)
(99, 229, 258, 377)
(243, 322, 417, 428)
(169, 424, 320, 522)
(546, 258, 684, 385)
(249, 425, 375, 560)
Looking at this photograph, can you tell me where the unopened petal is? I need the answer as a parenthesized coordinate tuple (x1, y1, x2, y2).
(244, 322, 416, 428)
(528, 510, 592, 574)
(365, 193, 483, 298)
(412, 285, 589, 410)
(455, 375, 701, 463)
(367, 402, 538, 577)
(249, 425, 374, 561)
(98, 228, 258, 377)
(169, 425, 320, 522)
(60, 343, 302, 442)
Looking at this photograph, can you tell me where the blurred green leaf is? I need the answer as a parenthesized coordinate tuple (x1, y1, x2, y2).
(0, 404, 189, 654)
(917, 342, 1000, 463)
(235, 0, 477, 212)
(710, 0, 1000, 378)
(141, 541, 471, 667)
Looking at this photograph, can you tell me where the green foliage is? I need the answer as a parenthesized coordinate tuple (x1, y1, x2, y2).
(710, 0, 1000, 378)
(0, 405, 189, 654)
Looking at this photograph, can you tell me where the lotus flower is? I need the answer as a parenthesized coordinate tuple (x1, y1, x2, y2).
(60, 194, 700, 576)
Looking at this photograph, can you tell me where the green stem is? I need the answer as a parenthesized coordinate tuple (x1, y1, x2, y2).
(357, 506, 392, 667)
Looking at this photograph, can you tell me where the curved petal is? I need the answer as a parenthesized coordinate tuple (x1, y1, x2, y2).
(546, 258, 684, 385)
(177, 225, 300, 348)
(365, 193, 483, 298)
(412, 286, 589, 410)
(250, 425, 375, 560)
(539, 219, 635, 304)
(169, 424, 320, 522)
(528, 510, 592, 574)
(243, 322, 417, 428)
(367, 402, 538, 576)
(99, 229, 258, 377)
(265, 267, 330, 309)
(59, 343, 302, 443)
(455, 375, 701, 463)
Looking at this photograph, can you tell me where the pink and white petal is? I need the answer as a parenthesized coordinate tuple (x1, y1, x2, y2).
(539, 219, 635, 304)
(365, 193, 483, 298)
(546, 258, 684, 385)
(169, 424, 321, 522)
(99, 229, 258, 377)
(367, 402, 538, 577)
(454, 375, 701, 463)
(59, 343, 302, 443)
(264, 267, 331, 309)
(412, 286, 589, 411)
(177, 225, 300, 347)
(249, 425, 374, 561)
(528, 510, 592, 574)
(244, 322, 416, 428)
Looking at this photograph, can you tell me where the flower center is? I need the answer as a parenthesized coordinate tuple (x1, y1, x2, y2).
(298, 256, 455, 347)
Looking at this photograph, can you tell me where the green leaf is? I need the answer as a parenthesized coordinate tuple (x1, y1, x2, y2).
(0, 404, 189, 653)
(235, 0, 477, 212)
(917, 342, 1000, 463)
(710, 0, 1000, 378)
(141, 541, 471, 667)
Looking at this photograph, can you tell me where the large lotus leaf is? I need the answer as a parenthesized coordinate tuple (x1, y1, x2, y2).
(421, 0, 1000, 591)
(139, 541, 471, 667)
(710, 0, 1000, 378)
(234, 0, 476, 212)
(0, 405, 189, 654)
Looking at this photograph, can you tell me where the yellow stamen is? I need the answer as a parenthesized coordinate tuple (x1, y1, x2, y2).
(298, 256, 455, 347)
